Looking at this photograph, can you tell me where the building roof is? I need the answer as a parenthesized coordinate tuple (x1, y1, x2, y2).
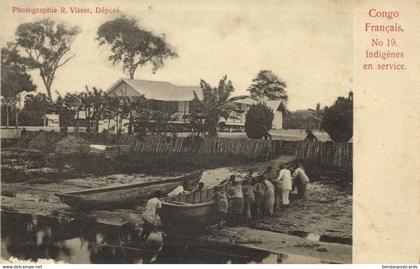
(107, 79, 201, 101)
(236, 97, 288, 114)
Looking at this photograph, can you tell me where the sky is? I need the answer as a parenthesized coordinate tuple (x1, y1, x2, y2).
(0, 0, 353, 111)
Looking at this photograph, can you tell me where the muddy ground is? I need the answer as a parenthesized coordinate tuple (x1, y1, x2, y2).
(1, 153, 352, 263)
(199, 156, 352, 240)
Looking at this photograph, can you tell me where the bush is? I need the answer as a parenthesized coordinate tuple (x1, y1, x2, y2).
(321, 92, 353, 143)
(244, 103, 274, 139)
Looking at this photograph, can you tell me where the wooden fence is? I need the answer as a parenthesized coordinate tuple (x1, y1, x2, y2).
(295, 141, 352, 170)
(16, 131, 353, 169)
(19, 131, 288, 160)
(89, 134, 284, 159)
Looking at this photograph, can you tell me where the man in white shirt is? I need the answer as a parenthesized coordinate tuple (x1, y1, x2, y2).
(141, 190, 163, 240)
(277, 165, 292, 205)
(167, 181, 191, 197)
(292, 163, 310, 198)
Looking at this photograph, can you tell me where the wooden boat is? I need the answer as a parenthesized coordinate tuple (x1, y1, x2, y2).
(160, 182, 233, 230)
(55, 170, 203, 210)
(159, 163, 294, 230)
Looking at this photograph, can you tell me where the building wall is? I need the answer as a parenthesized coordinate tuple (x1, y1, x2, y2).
(272, 112, 283, 129)
(224, 102, 284, 129)
(225, 102, 248, 125)
(108, 81, 284, 130)
(178, 101, 189, 114)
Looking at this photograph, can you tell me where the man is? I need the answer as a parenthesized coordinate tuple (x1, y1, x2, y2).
(167, 180, 190, 197)
(242, 178, 255, 219)
(262, 166, 275, 181)
(214, 185, 228, 229)
(140, 190, 164, 241)
(278, 165, 293, 206)
(196, 182, 204, 191)
(253, 176, 266, 219)
(292, 163, 310, 198)
(304, 129, 318, 142)
(268, 166, 282, 211)
(190, 182, 204, 193)
(263, 178, 275, 216)
(228, 175, 244, 225)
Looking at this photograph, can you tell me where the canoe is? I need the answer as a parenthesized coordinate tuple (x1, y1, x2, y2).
(55, 170, 203, 210)
(160, 182, 233, 230)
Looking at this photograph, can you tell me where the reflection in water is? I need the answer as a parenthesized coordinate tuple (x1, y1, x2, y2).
(1, 212, 330, 264)
(1, 212, 150, 264)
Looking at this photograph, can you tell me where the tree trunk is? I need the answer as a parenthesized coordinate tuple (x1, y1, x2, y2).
(115, 115, 118, 133)
(75, 112, 79, 133)
(45, 84, 52, 100)
(206, 114, 219, 137)
(94, 120, 99, 133)
(128, 112, 133, 134)
(118, 116, 123, 134)
(15, 107, 19, 128)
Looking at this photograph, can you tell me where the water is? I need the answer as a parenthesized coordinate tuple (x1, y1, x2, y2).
(1, 212, 152, 264)
(288, 230, 352, 245)
(1, 212, 332, 264)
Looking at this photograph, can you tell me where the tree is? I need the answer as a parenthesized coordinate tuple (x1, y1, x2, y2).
(101, 95, 119, 133)
(97, 16, 178, 79)
(1, 43, 36, 127)
(248, 70, 288, 101)
(149, 111, 175, 135)
(192, 76, 247, 137)
(244, 103, 274, 139)
(284, 109, 322, 130)
(321, 92, 353, 143)
(54, 93, 76, 133)
(15, 18, 80, 100)
(19, 93, 53, 126)
(60, 92, 83, 132)
(78, 87, 108, 133)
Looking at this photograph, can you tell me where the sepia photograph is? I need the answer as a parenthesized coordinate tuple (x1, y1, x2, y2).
(0, 0, 355, 264)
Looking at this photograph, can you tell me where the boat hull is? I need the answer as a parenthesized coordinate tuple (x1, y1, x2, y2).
(160, 183, 232, 229)
(55, 170, 203, 210)
(160, 201, 220, 229)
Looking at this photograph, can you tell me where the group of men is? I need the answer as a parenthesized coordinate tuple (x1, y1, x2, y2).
(214, 162, 310, 228)
(137, 162, 310, 238)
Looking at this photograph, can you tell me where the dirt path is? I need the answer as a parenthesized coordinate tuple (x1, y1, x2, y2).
(201, 155, 352, 240)
(251, 181, 352, 240)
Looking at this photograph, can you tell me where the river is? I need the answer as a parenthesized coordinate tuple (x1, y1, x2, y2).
(2, 211, 328, 264)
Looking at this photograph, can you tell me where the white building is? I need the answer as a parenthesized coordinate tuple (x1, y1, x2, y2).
(106, 78, 287, 132)
(42, 114, 60, 127)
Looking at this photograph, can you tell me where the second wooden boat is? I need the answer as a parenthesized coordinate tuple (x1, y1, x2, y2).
(160, 183, 232, 229)
(55, 170, 203, 210)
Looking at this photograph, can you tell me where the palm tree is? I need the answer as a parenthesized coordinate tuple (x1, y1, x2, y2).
(74, 87, 110, 133)
(101, 95, 118, 133)
(192, 75, 247, 137)
(60, 92, 83, 132)
(1, 96, 15, 127)
(103, 93, 146, 134)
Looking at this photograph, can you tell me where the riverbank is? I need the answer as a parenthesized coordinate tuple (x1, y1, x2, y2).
(1, 155, 352, 263)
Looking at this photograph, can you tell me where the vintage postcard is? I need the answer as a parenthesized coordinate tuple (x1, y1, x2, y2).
(0, 0, 419, 266)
